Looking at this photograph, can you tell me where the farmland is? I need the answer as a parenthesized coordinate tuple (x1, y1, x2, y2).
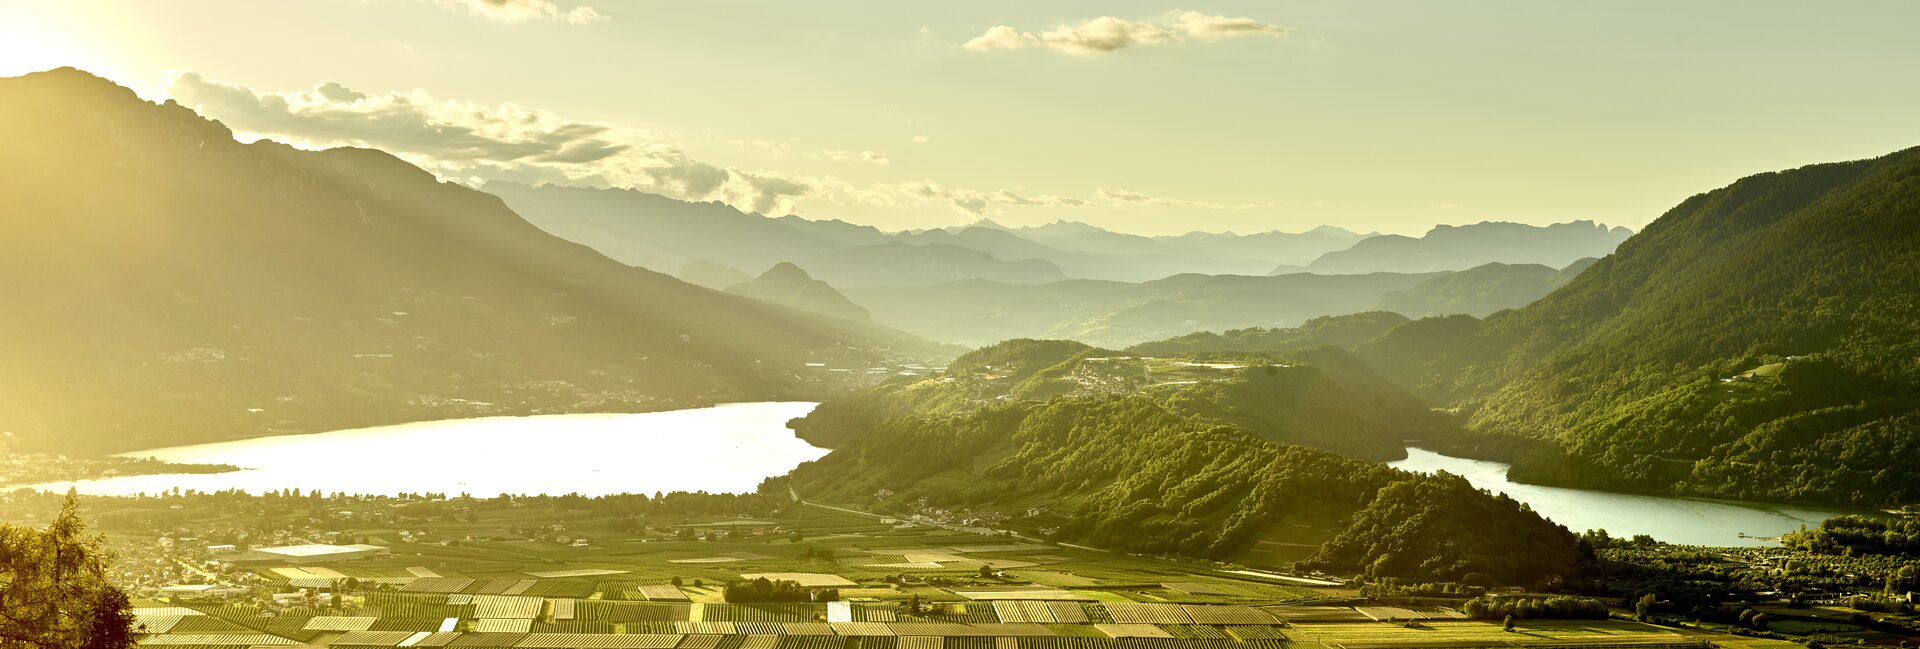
(0, 489, 1837, 649)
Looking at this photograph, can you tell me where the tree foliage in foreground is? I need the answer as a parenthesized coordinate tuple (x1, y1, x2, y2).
(0, 491, 136, 649)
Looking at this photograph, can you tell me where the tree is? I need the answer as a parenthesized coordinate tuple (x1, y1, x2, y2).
(1503, 615, 1515, 632)
(977, 565, 995, 579)
(1636, 594, 1658, 621)
(0, 490, 137, 649)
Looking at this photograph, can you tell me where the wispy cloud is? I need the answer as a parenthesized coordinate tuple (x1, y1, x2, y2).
(814, 150, 892, 166)
(165, 73, 811, 215)
(163, 73, 1257, 223)
(963, 11, 1285, 54)
(409, 0, 607, 25)
(879, 182, 1247, 216)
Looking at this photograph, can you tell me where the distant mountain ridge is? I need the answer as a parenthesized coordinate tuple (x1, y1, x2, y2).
(725, 263, 872, 322)
(486, 183, 1397, 285)
(1289, 220, 1631, 274)
(844, 261, 1578, 348)
(0, 68, 926, 454)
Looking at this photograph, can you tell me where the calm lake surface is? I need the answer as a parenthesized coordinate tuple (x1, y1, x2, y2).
(20, 402, 825, 498)
(1390, 447, 1855, 546)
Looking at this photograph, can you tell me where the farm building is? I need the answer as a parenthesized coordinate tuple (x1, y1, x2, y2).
(243, 543, 390, 564)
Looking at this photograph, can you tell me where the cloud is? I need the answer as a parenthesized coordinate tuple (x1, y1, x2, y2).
(165, 72, 815, 215)
(911, 135, 929, 144)
(423, 0, 606, 25)
(160, 73, 1258, 224)
(814, 150, 892, 166)
(1093, 187, 1252, 210)
(963, 11, 1285, 54)
(878, 182, 1240, 216)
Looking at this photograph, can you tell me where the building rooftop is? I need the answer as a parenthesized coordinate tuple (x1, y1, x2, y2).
(255, 543, 372, 557)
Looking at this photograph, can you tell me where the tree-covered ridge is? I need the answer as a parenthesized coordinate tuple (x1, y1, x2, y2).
(1350, 147, 1920, 506)
(1783, 515, 1920, 557)
(791, 339, 1446, 460)
(1127, 312, 1410, 356)
(785, 394, 1587, 584)
(1303, 471, 1591, 588)
(0, 68, 932, 454)
(1373, 259, 1596, 320)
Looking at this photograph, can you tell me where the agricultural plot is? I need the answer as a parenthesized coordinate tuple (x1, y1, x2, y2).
(365, 592, 474, 620)
(402, 577, 476, 594)
(1177, 606, 1273, 626)
(331, 629, 419, 646)
(1260, 606, 1371, 623)
(679, 622, 742, 635)
(303, 616, 379, 632)
(1160, 584, 1229, 596)
(1095, 624, 1174, 639)
(830, 623, 897, 637)
(742, 573, 859, 587)
(473, 595, 545, 619)
(993, 601, 1060, 624)
(137, 633, 301, 645)
(784, 623, 837, 636)
(475, 618, 536, 633)
(952, 590, 1090, 601)
(576, 601, 689, 622)
(1352, 607, 1462, 622)
(1101, 604, 1192, 625)
(517, 633, 685, 648)
(1007, 572, 1099, 588)
(1290, 620, 1698, 649)
(526, 568, 632, 579)
(699, 603, 818, 623)
(640, 584, 695, 601)
(681, 635, 729, 649)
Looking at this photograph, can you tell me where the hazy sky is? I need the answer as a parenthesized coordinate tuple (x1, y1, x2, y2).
(3, 1, 1917, 235)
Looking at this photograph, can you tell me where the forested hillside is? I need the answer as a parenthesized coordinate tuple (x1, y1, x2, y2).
(1373, 260, 1596, 318)
(1353, 147, 1920, 506)
(791, 339, 1445, 460)
(785, 393, 1585, 585)
(0, 68, 925, 453)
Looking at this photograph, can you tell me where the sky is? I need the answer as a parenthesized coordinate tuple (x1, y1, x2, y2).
(2, 0, 1917, 236)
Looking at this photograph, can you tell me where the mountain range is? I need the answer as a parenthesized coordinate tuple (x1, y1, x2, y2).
(487, 181, 1628, 287)
(0, 68, 929, 454)
(1288, 220, 1632, 274)
(842, 260, 1590, 348)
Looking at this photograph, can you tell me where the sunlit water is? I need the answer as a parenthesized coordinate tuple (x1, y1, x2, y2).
(15, 402, 825, 497)
(1389, 447, 1856, 546)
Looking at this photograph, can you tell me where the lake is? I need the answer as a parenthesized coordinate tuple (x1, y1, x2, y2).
(1389, 447, 1856, 546)
(17, 402, 826, 498)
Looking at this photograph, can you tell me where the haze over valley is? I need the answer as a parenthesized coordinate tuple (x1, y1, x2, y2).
(2, 4, 1917, 649)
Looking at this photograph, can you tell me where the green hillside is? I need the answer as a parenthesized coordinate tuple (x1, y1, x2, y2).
(0, 68, 927, 454)
(1355, 147, 1920, 506)
(791, 339, 1444, 460)
(785, 390, 1584, 586)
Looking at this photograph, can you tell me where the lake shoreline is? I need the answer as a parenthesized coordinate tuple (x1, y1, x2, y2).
(1389, 446, 1861, 546)
(10, 402, 825, 498)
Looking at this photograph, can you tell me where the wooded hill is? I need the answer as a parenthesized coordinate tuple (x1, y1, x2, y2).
(783, 373, 1585, 585)
(1349, 147, 1920, 506)
(0, 68, 929, 453)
